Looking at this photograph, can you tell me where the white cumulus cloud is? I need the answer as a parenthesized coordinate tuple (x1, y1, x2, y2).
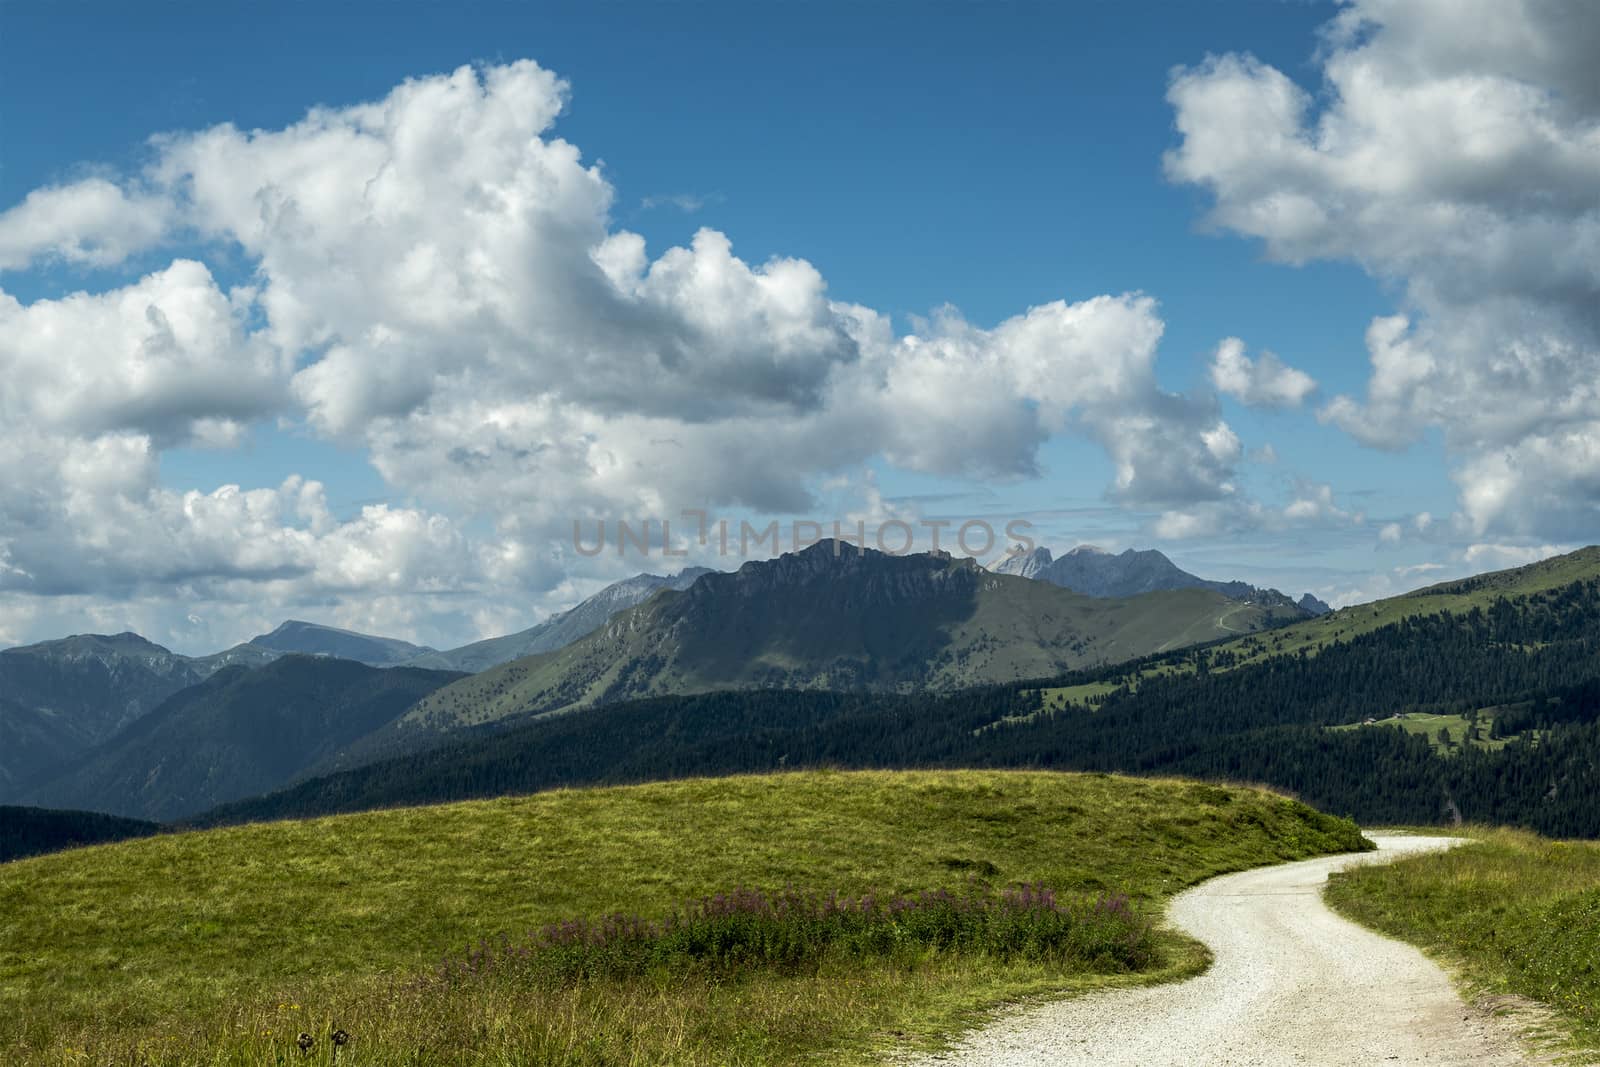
(0, 59, 1279, 648)
(0, 178, 174, 271)
(1168, 0, 1600, 538)
(1210, 337, 1317, 409)
(0, 259, 287, 444)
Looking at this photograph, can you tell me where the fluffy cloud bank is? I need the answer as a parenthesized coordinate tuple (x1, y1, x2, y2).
(1168, 0, 1600, 537)
(0, 60, 1247, 648)
(0, 259, 284, 445)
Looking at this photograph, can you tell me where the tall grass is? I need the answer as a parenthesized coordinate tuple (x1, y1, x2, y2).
(1326, 828, 1600, 1053)
(67, 883, 1158, 1067)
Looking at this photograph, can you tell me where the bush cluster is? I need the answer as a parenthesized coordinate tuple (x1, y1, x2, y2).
(432, 883, 1154, 988)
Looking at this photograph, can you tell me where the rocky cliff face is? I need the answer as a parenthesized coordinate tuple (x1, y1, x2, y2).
(680, 541, 980, 608)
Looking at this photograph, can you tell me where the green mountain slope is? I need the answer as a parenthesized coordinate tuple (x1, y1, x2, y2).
(1104, 544, 1600, 683)
(395, 542, 1301, 734)
(21, 657, 463, 821)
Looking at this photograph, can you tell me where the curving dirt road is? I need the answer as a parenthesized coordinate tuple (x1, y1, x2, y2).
(905, 836, 1539, 1066)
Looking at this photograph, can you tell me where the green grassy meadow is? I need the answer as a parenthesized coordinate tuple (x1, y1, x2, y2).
(1329, 712, 1481, 753)
(1032, 682, 1119, 709)
(1328, 710, 1542, 754)
(0, 770, 1366, 1065)
(1326, 829, 1600, 1055)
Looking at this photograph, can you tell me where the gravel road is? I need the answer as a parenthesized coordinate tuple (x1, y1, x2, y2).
(904, 836, 1539, 1066)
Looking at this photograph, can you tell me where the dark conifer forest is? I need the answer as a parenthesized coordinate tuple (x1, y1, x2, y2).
(0, 806, 160, 862)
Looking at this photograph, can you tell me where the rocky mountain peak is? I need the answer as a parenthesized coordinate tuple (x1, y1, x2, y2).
(990, 544, 1054, 578)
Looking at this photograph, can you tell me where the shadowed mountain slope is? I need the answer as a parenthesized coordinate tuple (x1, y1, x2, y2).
(0, 634, 212, 796)
(20, 656, 463, 821)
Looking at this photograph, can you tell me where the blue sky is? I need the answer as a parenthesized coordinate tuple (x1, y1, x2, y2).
(2, 0, 1594, 651)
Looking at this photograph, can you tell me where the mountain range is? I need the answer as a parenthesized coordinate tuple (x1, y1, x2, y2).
(0, 542, 1367, 829)
(0, 569, 706, 797)
(193, 545, 1600, 841)
(1, 545, 1310, 822)
(389, 541, 1306, 740)
(9, 544, 1600, 843)
(175, 568, 718, 676)
(991, 544, 1331, 614)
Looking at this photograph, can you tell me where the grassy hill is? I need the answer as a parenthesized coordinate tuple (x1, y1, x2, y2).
(0, 770, 1365, 1065)
(393, 543, 1301, 738)
(1326, 829, 1600, 1056)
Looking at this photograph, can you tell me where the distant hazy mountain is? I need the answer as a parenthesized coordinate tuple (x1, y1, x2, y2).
(992, 544, 1320, 612)
(189, 642, 283, 674)
(409, 567, 716, 674)
(239, 620, 435, 667)
(388, 542, 1305, 738)
(1298, 593, 1333, 616)
(21, 656, 463, 821)
(0, 623, 445, 798)
(0, 633, 211, 796)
